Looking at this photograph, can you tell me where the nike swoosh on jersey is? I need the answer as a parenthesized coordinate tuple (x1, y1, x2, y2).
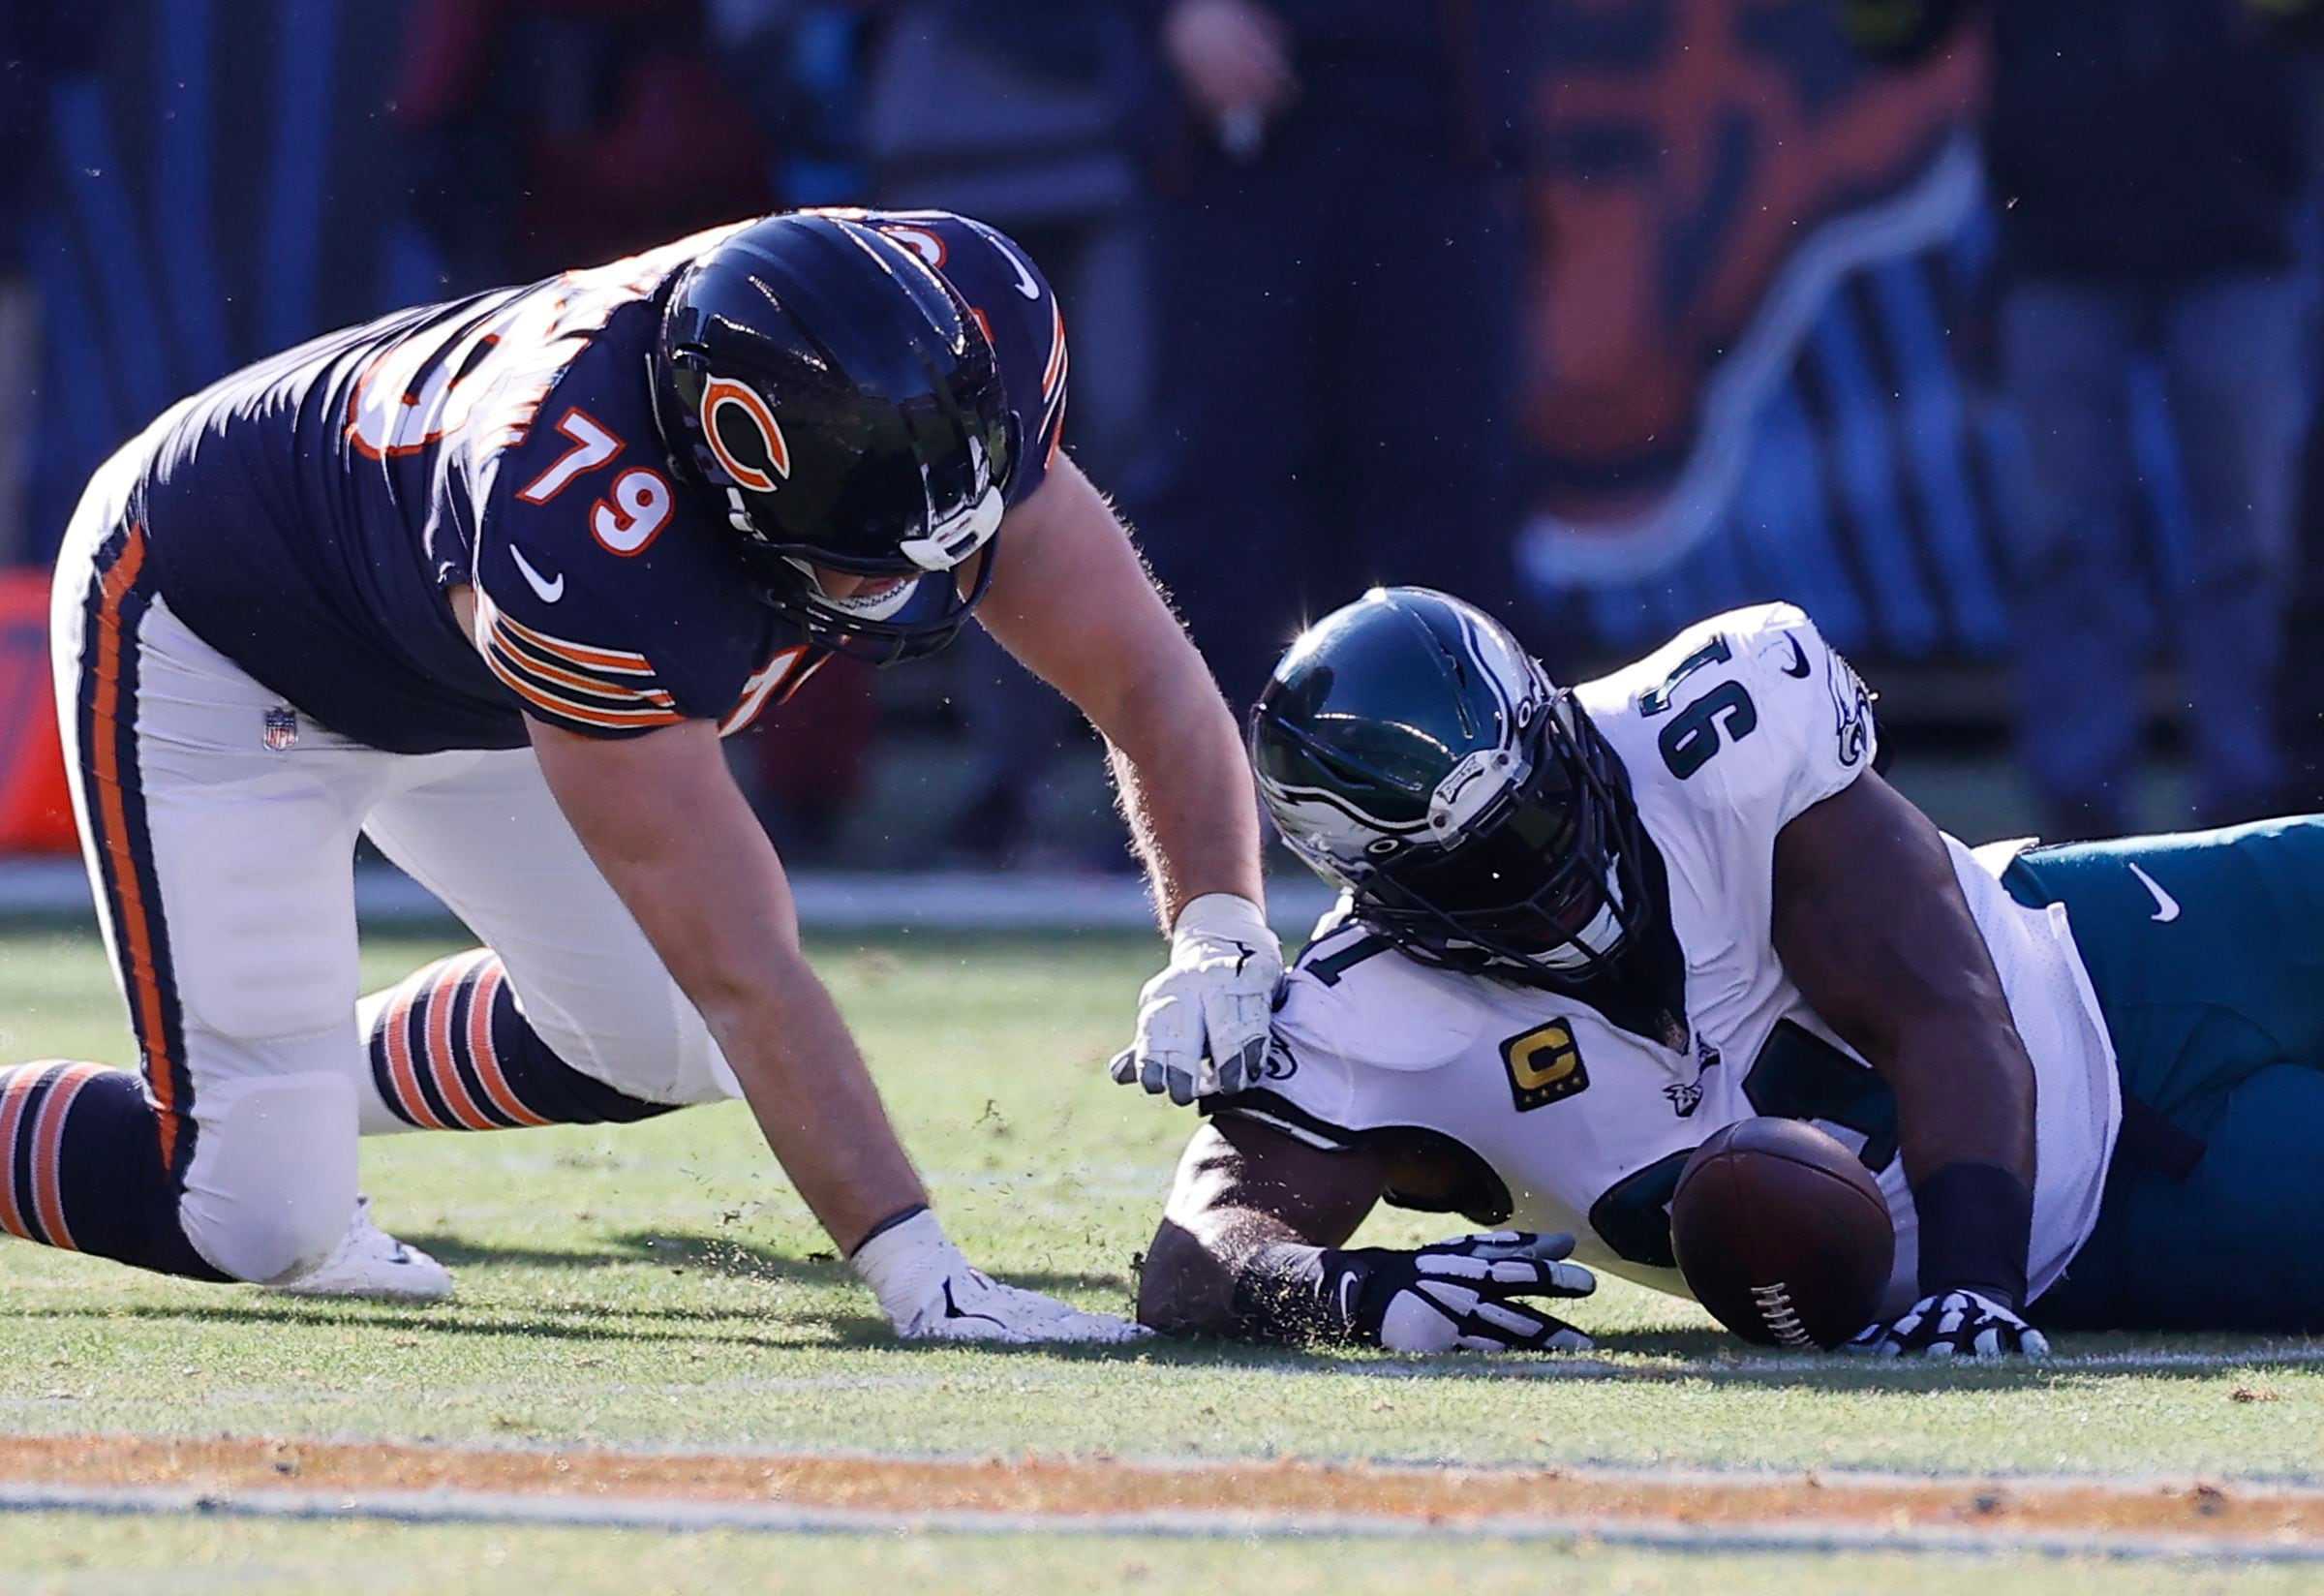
(1781, 635, 1811, 678)
(2127, 862, 2181, 923)
(509, 546, 566, 604)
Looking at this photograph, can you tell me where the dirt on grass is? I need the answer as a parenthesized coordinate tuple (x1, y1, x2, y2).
(0, 1432, 2318, 1548)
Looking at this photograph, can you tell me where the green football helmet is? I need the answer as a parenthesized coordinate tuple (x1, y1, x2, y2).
(1250, 587, 1651, 988)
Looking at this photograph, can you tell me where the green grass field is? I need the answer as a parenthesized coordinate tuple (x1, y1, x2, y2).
(3, 925, 2323, 1590)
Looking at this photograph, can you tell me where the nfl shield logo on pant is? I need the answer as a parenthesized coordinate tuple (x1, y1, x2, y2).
(262, 707, 300, 752)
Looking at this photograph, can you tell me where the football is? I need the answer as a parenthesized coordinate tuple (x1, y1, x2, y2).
(1669, 1118, 1896, 1350)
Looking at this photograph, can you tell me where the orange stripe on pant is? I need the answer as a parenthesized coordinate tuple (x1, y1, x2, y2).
(85, 529, 184, 1171)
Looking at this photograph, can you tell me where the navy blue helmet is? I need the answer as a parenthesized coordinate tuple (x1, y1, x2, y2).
(652, 213, 1016, 662)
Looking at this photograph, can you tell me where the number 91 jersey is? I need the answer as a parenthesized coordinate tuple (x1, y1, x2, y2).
(1213, 603, 2123, 1320)
(129, 209, 1067, 756)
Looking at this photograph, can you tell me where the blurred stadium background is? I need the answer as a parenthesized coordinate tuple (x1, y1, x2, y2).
(1, 0, 2318, 917)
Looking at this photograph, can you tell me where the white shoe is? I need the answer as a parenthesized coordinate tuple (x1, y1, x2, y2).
(271, 1197, 453, 1304)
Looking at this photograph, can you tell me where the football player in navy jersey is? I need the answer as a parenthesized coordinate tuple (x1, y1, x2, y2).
(15, 210, 1277, 1342)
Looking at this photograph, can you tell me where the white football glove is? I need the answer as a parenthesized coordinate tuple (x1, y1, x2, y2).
(1847, 1289, 2051, 1360)
(1108, 893, 1283, 1106)
(850, 1208, 1149, 1344)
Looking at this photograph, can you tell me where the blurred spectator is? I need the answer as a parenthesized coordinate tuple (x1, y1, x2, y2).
(863, 0, 1151, 865)
(1850, 0, 2321, 839)
(394, 0, 775, 292)
(0, 3, 106, 566)
(1121, 0, 1550, 716)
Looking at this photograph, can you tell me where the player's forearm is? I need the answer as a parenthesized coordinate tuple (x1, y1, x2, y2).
(529, 721, 929, 1252)
(1144, 1122, 1388, 1340)
(1140, 1208, 1317, 1340)
(701, 973, 929, 1254)
(1885, 1022, 2037, 1304)
(1143, 1123, 1308, 1335)
(1104, 671, 1264, 927)
(1886, 1017, 2036, 1188)
(1806, 868, 2038, 1194)
(1772, 773, 2037, 1300)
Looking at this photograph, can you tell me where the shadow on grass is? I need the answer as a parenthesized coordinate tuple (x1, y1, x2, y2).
(406, 1229, 1140, 1299)
(31, 1222, 2321, 1386)
(27, 1291, 2316, 1386)
(1281, 1324, 2324, 1396)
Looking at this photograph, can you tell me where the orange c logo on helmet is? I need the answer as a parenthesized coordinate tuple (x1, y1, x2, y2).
(700, 378, 791, 494)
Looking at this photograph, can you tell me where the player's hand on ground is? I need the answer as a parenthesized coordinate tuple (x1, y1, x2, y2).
(1110, 894, 1283, 1105)
(1336, 1232, 1597, 1354)
(850, 1208, 1149, 1345)
(1846, 1289, 2051, 1360)
(897, 1266, 1149, 1345)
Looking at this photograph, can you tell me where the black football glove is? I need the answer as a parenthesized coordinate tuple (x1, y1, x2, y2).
(1847, 1289, 2051, 1360)
(1321, 1233, 1598, 1353)
(1235, 1232, 1598, 1352)
(1346, 1233, 1597, 1353)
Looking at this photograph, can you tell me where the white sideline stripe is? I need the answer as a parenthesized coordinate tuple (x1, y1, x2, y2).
(0, 1481, 2317, 1563)
(0, 859, 1338, 936)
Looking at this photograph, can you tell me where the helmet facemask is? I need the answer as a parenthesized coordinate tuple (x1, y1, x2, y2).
(732, 418, 1011, 666)
(1343, 697, 1652, 989)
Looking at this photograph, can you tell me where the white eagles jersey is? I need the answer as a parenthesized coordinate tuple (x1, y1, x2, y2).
(1216, 603, 2122, 1317)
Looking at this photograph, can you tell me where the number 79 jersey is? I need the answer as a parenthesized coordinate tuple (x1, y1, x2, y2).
(1213, 603, 2123, 1318)
(131, 209, 1068, 756)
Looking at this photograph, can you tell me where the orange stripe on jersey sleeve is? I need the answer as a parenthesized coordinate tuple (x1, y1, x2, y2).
(491, 625, 679, 709)
(481, 644, 689, 731)
(489, 608, 657, 676)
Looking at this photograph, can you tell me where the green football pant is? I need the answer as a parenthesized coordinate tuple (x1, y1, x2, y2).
(2003, 815, 2324, 1332)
